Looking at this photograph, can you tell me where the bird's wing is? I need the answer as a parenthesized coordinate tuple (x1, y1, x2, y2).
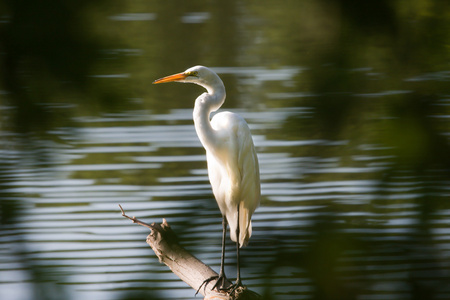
(235, 115, 260, 246)
(210, 111, 260, 247)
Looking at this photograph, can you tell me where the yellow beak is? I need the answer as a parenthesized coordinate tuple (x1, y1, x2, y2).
(153, 72, 188, 84)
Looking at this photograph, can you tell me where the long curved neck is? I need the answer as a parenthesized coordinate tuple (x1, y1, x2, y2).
(193, 80, 226, 152)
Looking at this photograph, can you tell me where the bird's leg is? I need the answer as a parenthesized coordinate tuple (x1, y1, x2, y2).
(211, 216, 229, 290)
(229, 205, 244, 295)
(235, 234, 242, 286)
(196, 216, 229, 295)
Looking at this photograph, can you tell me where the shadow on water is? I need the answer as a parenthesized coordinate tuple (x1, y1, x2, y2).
(1, 0, 450, 299)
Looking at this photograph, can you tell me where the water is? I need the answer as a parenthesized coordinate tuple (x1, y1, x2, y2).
(1, 1, 450, 300)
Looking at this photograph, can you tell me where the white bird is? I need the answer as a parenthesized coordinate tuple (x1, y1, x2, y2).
(153, 66, 260, 292)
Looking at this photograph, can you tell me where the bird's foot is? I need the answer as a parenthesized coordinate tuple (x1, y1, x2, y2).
(228, 278, 245, 296)
(211, 273, 230, 291)
(195, 274, 229, 295)
(195, 275, 217, 295)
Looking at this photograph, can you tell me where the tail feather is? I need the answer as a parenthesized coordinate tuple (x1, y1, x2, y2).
(228, 202, 252, 247)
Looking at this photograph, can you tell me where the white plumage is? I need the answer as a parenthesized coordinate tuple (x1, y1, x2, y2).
(208, 111, 260, 246)
(153, 65, 260, 290)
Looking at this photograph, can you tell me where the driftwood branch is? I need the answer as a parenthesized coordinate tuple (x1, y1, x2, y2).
(119, 204, 261, 300)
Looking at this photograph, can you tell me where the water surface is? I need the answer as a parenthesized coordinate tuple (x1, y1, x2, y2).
(1, 1, 449, 300)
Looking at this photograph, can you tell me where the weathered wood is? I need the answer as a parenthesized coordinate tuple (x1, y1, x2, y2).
(119, 205, 261, 300)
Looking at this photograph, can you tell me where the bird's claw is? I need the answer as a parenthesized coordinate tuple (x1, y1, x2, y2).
(195, 274, 231, 296)
(211, 274, 230, 291)
(228, 279, 244, 296)
(196, 275, 217, 295)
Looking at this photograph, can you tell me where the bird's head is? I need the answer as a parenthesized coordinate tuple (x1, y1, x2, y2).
(153, 65, 222, 88)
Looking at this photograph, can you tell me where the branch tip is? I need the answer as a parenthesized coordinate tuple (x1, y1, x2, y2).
(119, 204, 125, 215)
(118, 204, 153, 229)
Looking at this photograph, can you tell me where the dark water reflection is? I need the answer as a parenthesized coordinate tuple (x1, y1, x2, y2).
(1, 1, 450, 300)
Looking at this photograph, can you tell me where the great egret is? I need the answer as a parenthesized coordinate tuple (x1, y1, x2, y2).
(153, 66, 260, 292)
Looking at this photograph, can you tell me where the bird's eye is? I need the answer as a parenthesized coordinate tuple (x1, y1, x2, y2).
(186, 71, 198, 77)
